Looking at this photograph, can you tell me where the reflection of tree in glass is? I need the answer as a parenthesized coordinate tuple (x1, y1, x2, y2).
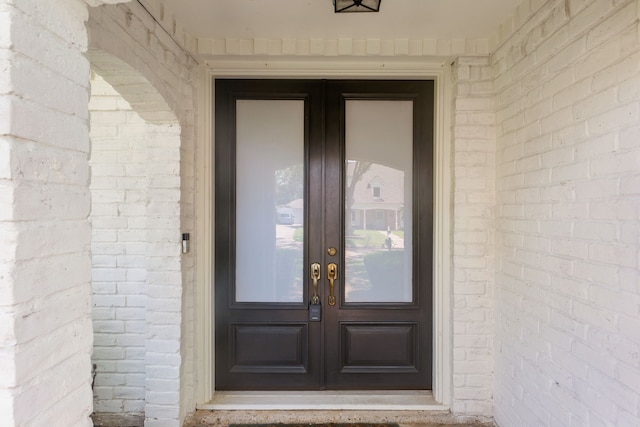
(275, 164, 304, 205)
(346, 161, 372, 235)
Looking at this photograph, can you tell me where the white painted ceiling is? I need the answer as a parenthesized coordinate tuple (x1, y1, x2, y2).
(159, 0, 518, 41)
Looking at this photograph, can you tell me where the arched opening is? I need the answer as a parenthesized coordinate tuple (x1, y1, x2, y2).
(87, 50, 182, 425)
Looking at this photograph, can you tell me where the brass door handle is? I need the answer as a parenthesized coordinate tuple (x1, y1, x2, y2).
(327, 263, 338, 306)
(310, 263, 321, 304)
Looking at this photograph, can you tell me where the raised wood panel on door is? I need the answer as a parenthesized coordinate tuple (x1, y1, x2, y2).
(230, 324, 308, 373)
(340, 323, 419, 372)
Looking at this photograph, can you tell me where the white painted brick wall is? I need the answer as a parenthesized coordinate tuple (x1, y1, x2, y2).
(89, 69, 189, 425)
(0, 0, 94, 426)
(87, 2, 197, 426)
(90, 74, 148, 415)
(493, 0, 640, 425)
(450, 56, 496, 418)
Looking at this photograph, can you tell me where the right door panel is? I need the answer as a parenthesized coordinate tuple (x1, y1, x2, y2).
(323, 80, 434, 389)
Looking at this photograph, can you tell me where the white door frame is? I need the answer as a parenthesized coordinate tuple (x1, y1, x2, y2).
(195, 57, 453, 409)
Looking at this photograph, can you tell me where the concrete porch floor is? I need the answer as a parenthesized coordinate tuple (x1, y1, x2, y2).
(92, 410, 493, 427)
(182, 410, 493, 427)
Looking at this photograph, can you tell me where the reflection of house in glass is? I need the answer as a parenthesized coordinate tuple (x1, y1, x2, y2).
(346, 162, 406, 232)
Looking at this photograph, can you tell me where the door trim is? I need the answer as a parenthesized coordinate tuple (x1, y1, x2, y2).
(195, 58, 453, 408)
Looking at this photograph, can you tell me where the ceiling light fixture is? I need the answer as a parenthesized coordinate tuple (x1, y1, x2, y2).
(334, 0, 381, 13)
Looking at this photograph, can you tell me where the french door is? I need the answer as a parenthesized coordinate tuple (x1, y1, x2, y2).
(214, 79, 434, 390)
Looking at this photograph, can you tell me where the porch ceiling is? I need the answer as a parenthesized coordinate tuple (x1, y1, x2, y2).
(154, 0, 517, 42)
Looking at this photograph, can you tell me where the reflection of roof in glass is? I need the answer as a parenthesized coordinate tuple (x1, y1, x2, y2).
(287, 198, 304, 209)
(347, 163, 406, 206)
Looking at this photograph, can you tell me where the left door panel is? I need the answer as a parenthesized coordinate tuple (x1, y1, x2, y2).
(214, 80, 324, 390)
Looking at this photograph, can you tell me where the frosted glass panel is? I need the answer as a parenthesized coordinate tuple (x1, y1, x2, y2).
(236, 100, 305, 303)
(344, 100, 413, 303)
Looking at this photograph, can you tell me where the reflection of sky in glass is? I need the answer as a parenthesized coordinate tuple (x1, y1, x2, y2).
(235, 100, 304, 303)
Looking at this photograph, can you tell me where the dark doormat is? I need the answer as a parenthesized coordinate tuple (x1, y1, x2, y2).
(230, 424, 399, 427)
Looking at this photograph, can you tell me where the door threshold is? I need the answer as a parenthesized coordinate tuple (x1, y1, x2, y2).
(198, 390, 446, 411)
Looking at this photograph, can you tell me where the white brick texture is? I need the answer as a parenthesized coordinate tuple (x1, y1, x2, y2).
(86, 2, 197, 426)
(5, 0, 639, 425)
(493, 0, 640, 425)
(90, 74, 149, 415)
(450, 56, 496, 418)
(0, 0, 94, 426)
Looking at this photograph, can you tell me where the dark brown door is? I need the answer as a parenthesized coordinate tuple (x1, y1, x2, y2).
(214, 79, 433, 390)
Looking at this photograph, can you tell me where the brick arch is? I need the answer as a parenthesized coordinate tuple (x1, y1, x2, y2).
(85, 3, 198, 426)
(88, 61, 185, 427)
(87, 49, 177, 124)
(86, 2, 197, 124)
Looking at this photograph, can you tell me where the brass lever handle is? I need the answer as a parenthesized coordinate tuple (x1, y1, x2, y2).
(310, 263, 321, 304)
(327, 263, 338, 306)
